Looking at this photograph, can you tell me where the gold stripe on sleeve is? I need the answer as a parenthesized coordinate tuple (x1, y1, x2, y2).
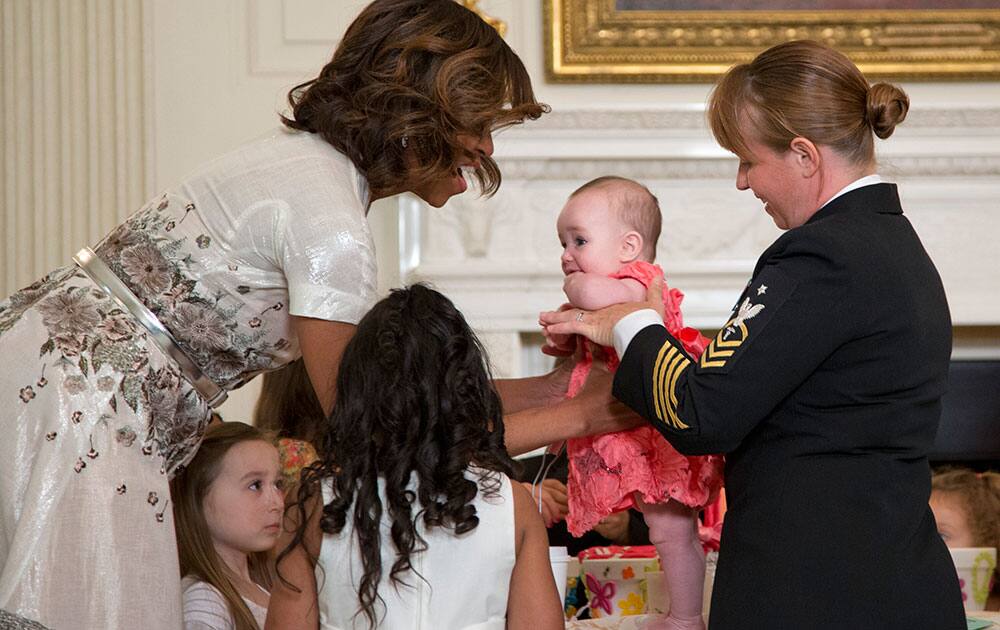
(666, 359, 691, 429)
(661, 352, 691, 429)
(651, 342, 676, 424)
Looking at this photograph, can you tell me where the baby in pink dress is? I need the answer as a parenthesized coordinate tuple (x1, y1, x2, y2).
(544, 176, 724, 630)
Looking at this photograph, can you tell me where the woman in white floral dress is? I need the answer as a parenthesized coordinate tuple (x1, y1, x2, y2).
(0, 2, 553, 628)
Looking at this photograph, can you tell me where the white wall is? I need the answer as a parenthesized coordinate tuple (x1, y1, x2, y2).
(3, 0, 999, 422)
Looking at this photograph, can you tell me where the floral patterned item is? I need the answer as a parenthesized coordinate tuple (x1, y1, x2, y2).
(0, 129, 375, 630)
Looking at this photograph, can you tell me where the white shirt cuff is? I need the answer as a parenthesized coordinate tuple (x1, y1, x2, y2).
(613, 309, 664, 357)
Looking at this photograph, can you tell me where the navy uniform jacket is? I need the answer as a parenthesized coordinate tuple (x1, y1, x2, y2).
(614, 184, 964, 629)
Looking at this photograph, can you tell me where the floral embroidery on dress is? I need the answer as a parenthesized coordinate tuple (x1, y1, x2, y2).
(120, 243, 172, 295)
(36, 289, 102, 338)
(0, 267, 76, 338)
(1, 265, 209, 475)
(116, 426, 137, 447)
(1, 188, 300, 480)
(143, 365, 208, 473)
(93, 194, 287, 390)
(170, 303, 229, 353)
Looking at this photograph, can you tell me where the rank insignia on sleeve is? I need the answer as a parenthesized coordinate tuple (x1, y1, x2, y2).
(700, 298, 763, 368)
(700, 266, 794, 371)
(652, 342, 692, 430)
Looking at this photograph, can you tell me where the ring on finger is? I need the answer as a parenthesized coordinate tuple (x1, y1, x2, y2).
(575, 310, 585, 322)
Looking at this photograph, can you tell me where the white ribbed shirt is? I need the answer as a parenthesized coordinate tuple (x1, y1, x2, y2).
(180, 576, 268, 630)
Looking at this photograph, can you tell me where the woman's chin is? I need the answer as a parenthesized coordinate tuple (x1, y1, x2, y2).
(410, 170, 471, 207)
(411, 180, 468, 207)
(422, 194, 450, 208)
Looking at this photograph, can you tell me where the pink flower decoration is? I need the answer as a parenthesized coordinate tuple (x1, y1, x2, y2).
(585, 573, 616, 615)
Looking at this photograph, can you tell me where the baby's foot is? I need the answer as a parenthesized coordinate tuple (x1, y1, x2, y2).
(640, 613, 706, 630)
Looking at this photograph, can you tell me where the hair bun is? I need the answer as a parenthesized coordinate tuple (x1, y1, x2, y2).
(866, 83, 910, 139)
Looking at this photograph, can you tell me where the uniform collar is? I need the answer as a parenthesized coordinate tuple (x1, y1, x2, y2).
(806, 180, 902, 225)
(823, 174, 884, 208)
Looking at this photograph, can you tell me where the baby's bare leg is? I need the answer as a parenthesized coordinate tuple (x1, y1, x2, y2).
(638, 496, 706, 630)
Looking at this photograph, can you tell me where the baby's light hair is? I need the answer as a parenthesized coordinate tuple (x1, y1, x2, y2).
(570, 176, 661, 261)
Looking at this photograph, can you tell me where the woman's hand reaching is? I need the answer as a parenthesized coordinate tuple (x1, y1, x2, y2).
(540, 277, 664, 349)
(541, 303, 577, 357)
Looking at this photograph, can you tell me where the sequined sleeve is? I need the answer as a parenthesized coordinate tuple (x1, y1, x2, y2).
(277, 169, 377, 325)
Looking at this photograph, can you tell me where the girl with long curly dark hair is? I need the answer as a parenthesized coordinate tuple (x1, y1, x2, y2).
(267, 285, 564, 629)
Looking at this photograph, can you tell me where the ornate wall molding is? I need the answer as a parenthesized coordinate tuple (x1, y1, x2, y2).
(495, 156, 1000, 180)
(405, 105, 1000, 341)
(882, 156, 1000, 177)
(524, 108, 709, 130)
(496, 158, 735, 180)
(514, 106, 1000, 133)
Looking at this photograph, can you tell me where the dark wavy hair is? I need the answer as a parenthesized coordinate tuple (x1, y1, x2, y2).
(281, 0, 548, 198)
(283, 284, 516, 627)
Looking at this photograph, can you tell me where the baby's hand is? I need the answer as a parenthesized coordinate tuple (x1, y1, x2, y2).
(542, 329, 576, 357)
(540, 303, 577, 357)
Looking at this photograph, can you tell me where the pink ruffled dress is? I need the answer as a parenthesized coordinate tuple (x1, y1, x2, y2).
(564, 261, 725, 537)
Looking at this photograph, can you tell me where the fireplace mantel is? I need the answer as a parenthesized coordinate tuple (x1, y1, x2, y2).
(401, 106, 1000, 376)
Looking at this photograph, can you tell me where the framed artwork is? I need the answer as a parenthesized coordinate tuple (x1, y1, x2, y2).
(545, 0, 1000, 82)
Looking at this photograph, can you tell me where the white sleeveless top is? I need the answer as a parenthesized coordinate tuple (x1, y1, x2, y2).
(316, 470, 516, 630)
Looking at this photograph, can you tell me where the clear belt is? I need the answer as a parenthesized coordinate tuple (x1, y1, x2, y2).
(73, 247, 228, 408)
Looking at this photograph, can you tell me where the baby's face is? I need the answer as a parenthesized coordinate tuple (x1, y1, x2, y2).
(930, 490, 976, 548)
(557, 189, 629, 276)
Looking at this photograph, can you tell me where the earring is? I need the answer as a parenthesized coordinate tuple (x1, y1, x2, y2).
(401, 135, 409, 149)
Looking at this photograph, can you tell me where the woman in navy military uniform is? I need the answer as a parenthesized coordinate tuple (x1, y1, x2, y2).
(541, 40, 965, 630)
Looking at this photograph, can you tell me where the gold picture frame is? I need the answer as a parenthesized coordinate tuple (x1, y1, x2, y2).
(546, 0, 1000, 82)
